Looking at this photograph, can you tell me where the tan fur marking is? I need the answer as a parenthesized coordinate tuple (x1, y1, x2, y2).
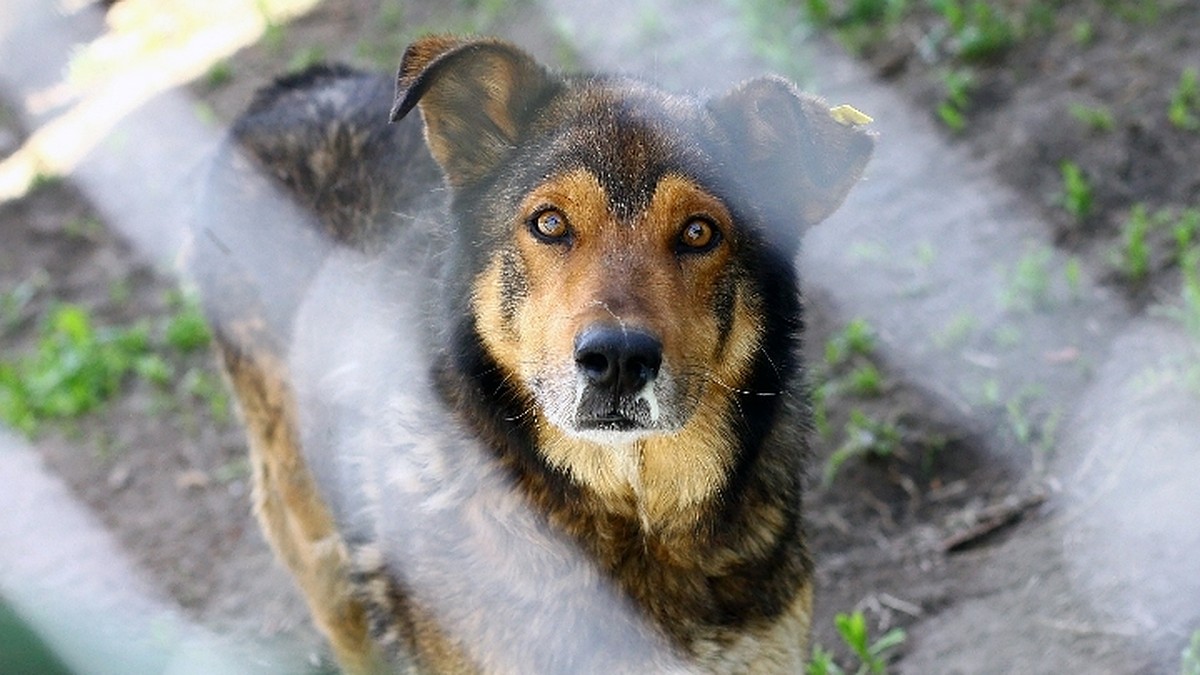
(472, 170, 765, 532)
(691, 583, 813, 673)
(217, 327, 381, 674)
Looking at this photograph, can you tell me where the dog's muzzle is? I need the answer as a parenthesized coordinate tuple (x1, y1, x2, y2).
(573, 325, 662, 431)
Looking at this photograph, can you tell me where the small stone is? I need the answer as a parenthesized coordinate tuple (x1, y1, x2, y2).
(175, 469, 210, 491)
(107, 464, 132, 491)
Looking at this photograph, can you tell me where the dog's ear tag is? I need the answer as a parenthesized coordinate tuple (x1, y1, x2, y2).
(829, 104, 874, 127)
(391, 36, 560, 186)
(709, 77, 875, 235)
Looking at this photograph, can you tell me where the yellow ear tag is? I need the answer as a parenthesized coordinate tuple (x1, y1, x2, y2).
(829, 104, 874, 126)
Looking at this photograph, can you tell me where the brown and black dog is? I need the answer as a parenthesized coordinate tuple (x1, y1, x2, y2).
(194, 35, 872, 673)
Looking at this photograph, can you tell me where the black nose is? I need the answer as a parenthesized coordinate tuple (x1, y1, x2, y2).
(574, 325, 663, 397)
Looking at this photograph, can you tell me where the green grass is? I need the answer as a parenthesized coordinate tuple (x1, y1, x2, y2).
(813, 318, 899, 461)
(937, 68, 974, 132)
(739, 0, 818, 82)
(934, 312, 977, 349)
(1183, 628, 1200, 675)
(0, 306, 158, 436)
(0, 294, 216, 438)
(912, 241, 937, 270)
(847, 363, 885, 397)
(823, 409, 903, 486)
(1003, 246, 1055, 312)
(1070, 19, 1094, 45)
(30, 172, 63, 192)
(1032, 407, 1062, 473)
(825, 318, 877, 368)
(203, 60, 234, 88)
(1114, 204, 1154, 282)
(813, 319, 883, 437)
(214, 457, 252, 484)
(354, 0, 515, 68)
(1167, 248, 1200, 340)
(1174, 210, 1200, 261)
(1004, 386, 1043, 446)
(287, 46, 326, 73)
(1169, 68, 1200, 131)
(181, 367, 230, 425)
(978, 377, 1001, 406)
(1020, 1, 1056, 35)
(812, 383, 832, 438)
(165, 295, 212, 353)
(1064, 256, 1084, 299)
(796, 0, 909, 27)
(791, 0, 910, 57)
(261, 21, 287, 54)
(1111, 206, 1200, 283)
(1068, 103, 1115, 133)
(991, 324, 1024, 349)
(64, 216, 104, 240)
(1, 273, 46, 333)
(808, 611, 906, 675)
(844, 0, 903, 25)
(948, 0, 1016, 62)
(1058, 161, 1093, 221)
(803, 0, 833, 24)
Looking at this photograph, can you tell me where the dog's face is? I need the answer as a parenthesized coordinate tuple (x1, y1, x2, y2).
(473, 81, 767, 449)
(393, 37, 872, 510)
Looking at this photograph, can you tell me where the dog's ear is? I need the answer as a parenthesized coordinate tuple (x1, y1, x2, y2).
(709, 77, 873, 233)
(391, 35, 559, 186)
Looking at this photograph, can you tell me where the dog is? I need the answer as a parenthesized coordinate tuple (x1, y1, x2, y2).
(193, 35, 872, 673)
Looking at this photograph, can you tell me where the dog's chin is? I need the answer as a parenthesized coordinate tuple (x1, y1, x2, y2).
(562, 423, 662, 447)
(564, 415, 659, 446)
(549, 408, 692, 447)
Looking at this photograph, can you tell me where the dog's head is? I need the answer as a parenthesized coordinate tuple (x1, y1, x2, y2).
(393, 36, 872, 510)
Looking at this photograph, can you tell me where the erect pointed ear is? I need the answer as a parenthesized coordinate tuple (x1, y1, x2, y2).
(709, 76, 874, 232)
(391, 35, 560, 187)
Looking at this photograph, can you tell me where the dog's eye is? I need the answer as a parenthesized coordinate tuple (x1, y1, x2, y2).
(530, 208, 571, 242)
(676, 218, 721, 253)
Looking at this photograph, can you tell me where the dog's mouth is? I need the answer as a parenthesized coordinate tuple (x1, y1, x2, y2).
(527, 362, 693, 443)
(576, 412, 642, 432)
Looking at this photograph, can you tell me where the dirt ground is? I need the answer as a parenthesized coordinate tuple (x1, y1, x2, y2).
(1, 0, 1197, 672)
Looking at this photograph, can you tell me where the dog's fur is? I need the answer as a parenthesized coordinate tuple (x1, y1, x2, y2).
(194, 36, 872, 673)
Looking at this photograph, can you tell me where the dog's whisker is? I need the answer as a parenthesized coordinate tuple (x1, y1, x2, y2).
(703, 373, 783, 397)
(587, 300, 630, 335)
(759, 348, 785, 386)
(503, 404, 539, 423)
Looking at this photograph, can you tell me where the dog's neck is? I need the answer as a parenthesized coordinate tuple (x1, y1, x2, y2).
(531, 416, 737, 535)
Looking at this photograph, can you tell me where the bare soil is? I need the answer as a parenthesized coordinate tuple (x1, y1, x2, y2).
(1, 1, 1197, 672)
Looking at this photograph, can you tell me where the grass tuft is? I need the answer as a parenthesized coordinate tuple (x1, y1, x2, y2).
(1183, 628, 1200, 675)
(808, 610, 906, 674)
(1068, 103, 1115, 133)
(1058, 161, 1093, 221)
(1168, 67, 1199, 131)
(823, 410, 902, 486)
(0, 305, 155, 436)
(0, 293, 217, 438)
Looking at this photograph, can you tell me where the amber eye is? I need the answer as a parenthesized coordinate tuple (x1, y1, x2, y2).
(530, 208, 571, 242)
(677, 218, 721, 253)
